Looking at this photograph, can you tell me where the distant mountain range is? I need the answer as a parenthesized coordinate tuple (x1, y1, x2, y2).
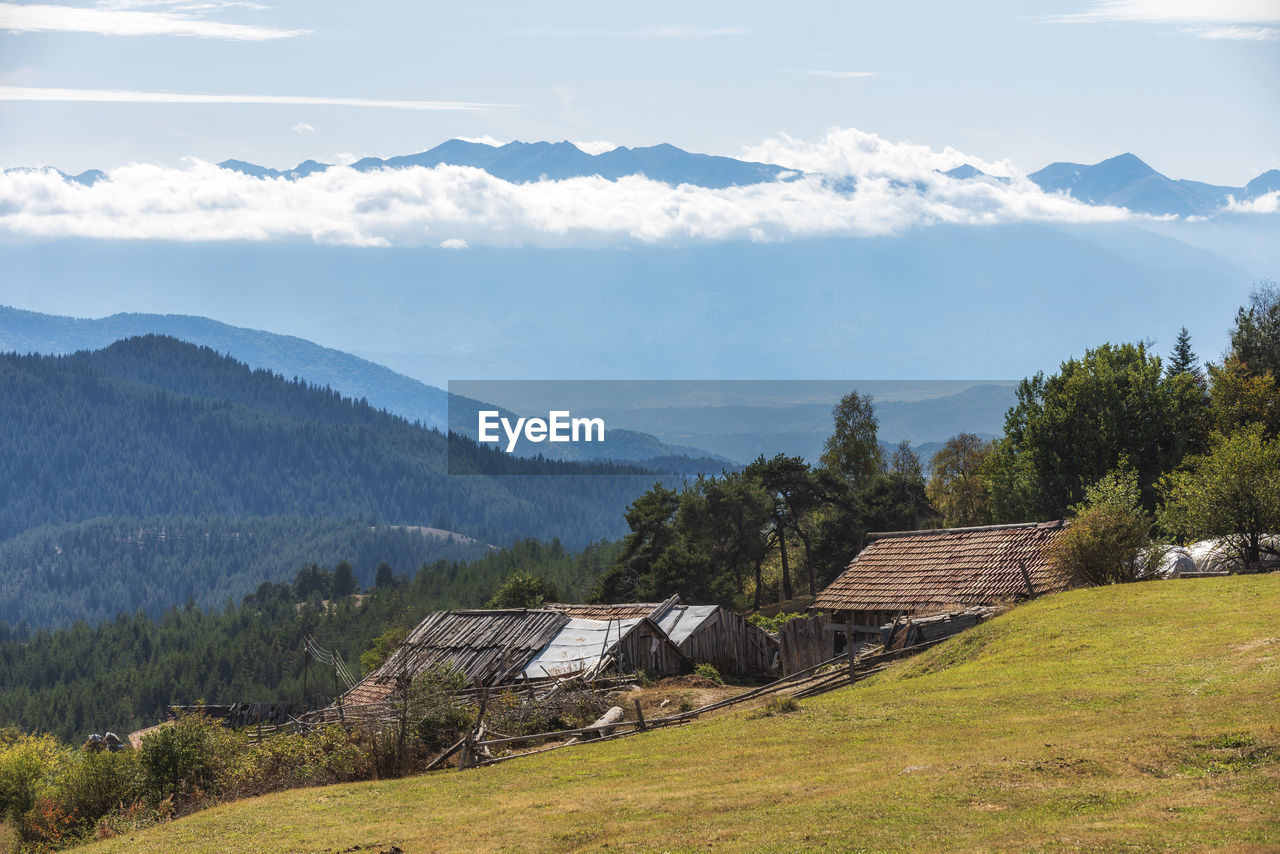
(0, 307, 1028, 465)
(213, 141, 1277, 219)
(948, 154, 1278, 218)
(222, 139, 793, 189)
(1026, 154, 1278, 218)
(10, 139, 1275, 218)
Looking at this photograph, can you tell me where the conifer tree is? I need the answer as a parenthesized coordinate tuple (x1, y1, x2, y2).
(1167, 326, 1200, 379)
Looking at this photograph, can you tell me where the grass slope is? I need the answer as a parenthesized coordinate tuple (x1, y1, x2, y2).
(87, 576, 1280, 852)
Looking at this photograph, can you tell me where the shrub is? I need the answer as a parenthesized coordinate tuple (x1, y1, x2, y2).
(138, 712, 239, 804)
(224, 725, 370, 800)
(407, 665, 473, 751)
(746, 611, 811, 634)
(48, 749, 145, 833)
(0, 732, 70, 824)
(486, 570, 559, 609)
(693, 663, 724, 685)
(359, 626, 409, 676)
(1051, 466, 1160, 586)
(752, 696, 801, 718)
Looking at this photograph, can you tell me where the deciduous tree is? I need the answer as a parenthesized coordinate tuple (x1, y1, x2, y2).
(1158, 425, 1280, 569)
(927, 433, 993, 527)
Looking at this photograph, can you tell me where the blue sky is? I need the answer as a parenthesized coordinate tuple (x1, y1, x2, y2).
(1, 0, 1277, 183)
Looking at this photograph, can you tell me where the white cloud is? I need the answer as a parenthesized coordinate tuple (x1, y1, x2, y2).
(456, 135, 506, 146)
(741, 127, 1021, 180)
(438, 237, 468, 249)
(1045, 0, 1280, 25)
(1044, 0, 1280, 38)
(291, 122, 315, 134)
(0, 86, 514, 111)
(571, 140, 618, 155)
(97, 1, 270, 10)
(0, 143, 1139, 248)
(800, 70, 877, 79)
(503, 25, 749, 39)
(0, 2, 307, 40)
(1182, 24, 1279, 39)
(1226, 190, 1280, 213)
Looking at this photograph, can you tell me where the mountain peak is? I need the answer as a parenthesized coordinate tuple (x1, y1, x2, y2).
(1095, 152, 1158, 179)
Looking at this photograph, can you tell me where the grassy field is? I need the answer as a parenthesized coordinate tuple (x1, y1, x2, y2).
(86, 575, 1280, 853)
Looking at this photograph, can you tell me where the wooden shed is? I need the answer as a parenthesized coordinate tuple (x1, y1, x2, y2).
(798, 521, 1071, 668)
(548, 596, 777, 675)
(342, 609, 570, 706)
(815, 521, 1070, 633)
(341, 607, 693, 707)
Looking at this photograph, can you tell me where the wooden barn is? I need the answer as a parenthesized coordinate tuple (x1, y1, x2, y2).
(548, 596, 777, 675)
(793, 521, 1072, 670)
(341, 608, 692, 707)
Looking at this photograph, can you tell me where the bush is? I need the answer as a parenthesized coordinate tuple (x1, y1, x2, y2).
(1051, 466, 1160, 586)
(763, 696, 801, 715)
(0, 732, 70, 824)
(224, 725, 369, 800)
(138, 712, 239, 804)
(746, 611, 811, 634)
(359, 626, 408, 676)
(406, 665, 473, 751)
(693, 663, 724, 685)
(486, 570, 559, 609)
(48, 749, 145, 833)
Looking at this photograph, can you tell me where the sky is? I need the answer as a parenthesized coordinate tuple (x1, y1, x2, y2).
(1, 0, 1277, 184)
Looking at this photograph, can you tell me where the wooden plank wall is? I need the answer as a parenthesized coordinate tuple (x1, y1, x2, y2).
(616, 620, 693, 677)
(777, 615, 833, 676)
(680, 608, 777, 675)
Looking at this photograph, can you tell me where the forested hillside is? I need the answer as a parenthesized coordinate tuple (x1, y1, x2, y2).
(0, 304, 452, 429)
(0, 336, 661, 628)
(0, 516, 489, 629)
(0, 539, 618, 741)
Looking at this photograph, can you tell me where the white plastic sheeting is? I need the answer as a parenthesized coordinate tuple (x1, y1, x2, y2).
(1146, 536, 1280, 577)
(656, 605, 720, 645)
(522, 617, 644, 679)
(1146, 546, 1197, 578)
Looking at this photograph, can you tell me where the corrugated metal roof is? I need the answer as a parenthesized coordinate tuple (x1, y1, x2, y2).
(522, 617, 643, 679)
(813, 521, 1071, 612)
(656, 605, 721, 645)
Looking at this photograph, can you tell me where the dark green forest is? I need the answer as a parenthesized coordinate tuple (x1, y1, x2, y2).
(0, 336, 667, 627)
(0, 539, 619, 741)
(0, 515, 490, 630)
(0, 335, 659, 542)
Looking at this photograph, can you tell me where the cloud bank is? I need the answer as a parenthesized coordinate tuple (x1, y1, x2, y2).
(1044, 0, 1280, 39)
(0, 2, 306, 40)
(0, 86, 512, 111)
(0, 128, 1153, 248)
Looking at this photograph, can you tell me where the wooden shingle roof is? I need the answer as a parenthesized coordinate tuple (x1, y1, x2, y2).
(544, 594, 681, 623)
(342, 609, 570, 706)
(813, 521, 1071, 613)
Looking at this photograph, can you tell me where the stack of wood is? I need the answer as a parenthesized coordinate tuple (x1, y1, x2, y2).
(881, 606, 1002, 650)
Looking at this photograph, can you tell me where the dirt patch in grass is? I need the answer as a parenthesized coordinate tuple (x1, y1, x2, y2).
(625, 678, 744, 717)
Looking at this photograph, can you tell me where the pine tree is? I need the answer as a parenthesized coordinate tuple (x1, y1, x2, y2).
(1167, 327, 1198, 377)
